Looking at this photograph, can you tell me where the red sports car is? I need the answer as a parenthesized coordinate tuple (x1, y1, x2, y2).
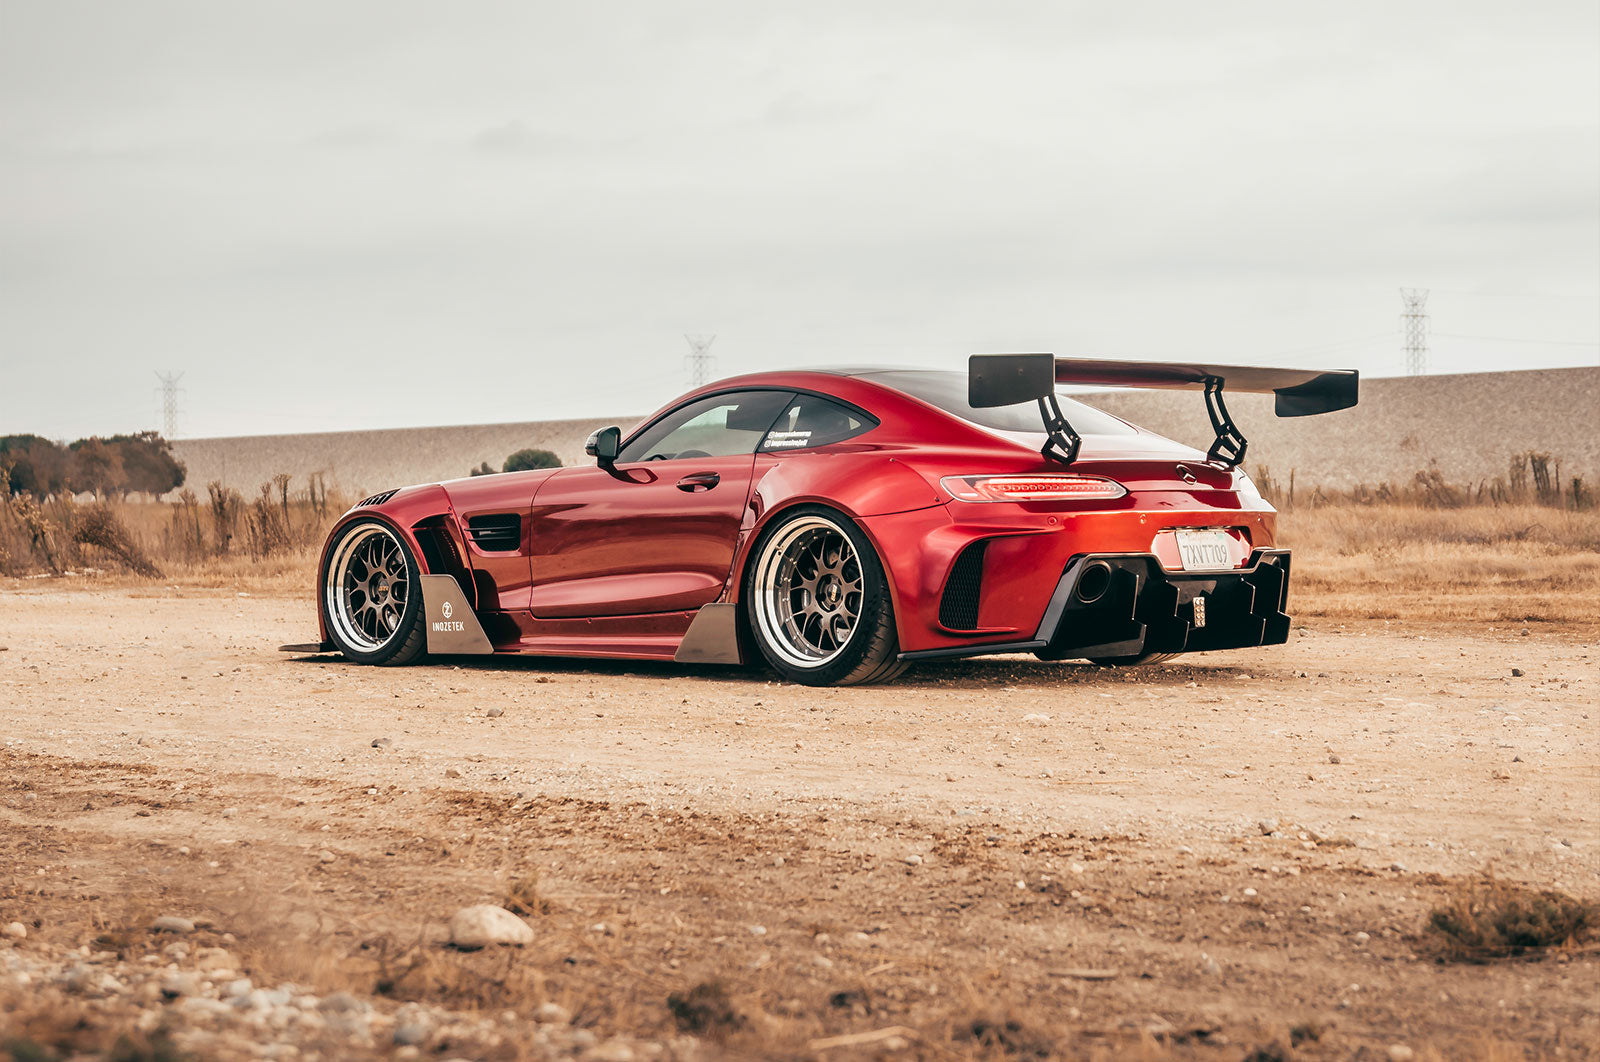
(288, 355, 1356, 686)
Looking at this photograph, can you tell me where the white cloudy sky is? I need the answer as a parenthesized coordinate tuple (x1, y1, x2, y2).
(3, 0, 1597, 439)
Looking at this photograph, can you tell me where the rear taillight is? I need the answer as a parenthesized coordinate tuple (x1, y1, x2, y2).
(940, 474, 1128, 502)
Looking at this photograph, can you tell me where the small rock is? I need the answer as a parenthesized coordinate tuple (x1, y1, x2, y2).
(903, 854, 923, 866)
(1258, 819, 1279, 836)
(160, 972, 201, 999)
(1390, 862, 1407, 872)
(535, 1001, 572, 1025)
(2, 922, 25, 940)
(221, 807, 237, 818)
(589, 1042, 636, 1062)
(484, 707, 504, 718)
(1510, 668, 1524, 677)
(319, 990, 370, 1014)
(748, 924, 767, 936)
(448, 904, 535, 949)
(394, 1020, 430, 1046)
(1388, 1046, 1415, 1062)
(150, 915, 195, 935)
(1520, 628, 1530, 637)
(191, 946, 233, 970)
(444, 767, 463, 779)
(1328, 754, 1342, 764)
(1353, 931, 1370, 945)
(1201, 954, 1222, 976)
(371, 737, 393, 749)
(319, 850, 336, 864)
(224, 977, 253, 998)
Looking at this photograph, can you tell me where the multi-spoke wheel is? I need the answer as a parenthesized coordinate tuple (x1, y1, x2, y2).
(320, 519, 428, 665)
(744, 506, 906, 686)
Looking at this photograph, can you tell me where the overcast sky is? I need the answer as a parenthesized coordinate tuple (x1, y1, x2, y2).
(3, 0, 1597, 440)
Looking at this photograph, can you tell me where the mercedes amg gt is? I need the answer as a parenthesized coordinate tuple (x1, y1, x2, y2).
(284, 354, 1357, 686)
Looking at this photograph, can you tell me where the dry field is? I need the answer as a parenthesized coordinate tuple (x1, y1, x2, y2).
(163, 368, 1600, 502)
(1, 506, 1598, 1062)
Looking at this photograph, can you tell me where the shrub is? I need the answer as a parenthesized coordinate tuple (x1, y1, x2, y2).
(1424, 877, 1598, 961)
(503, 448, 561, 473)
(71, 503, 163, 577)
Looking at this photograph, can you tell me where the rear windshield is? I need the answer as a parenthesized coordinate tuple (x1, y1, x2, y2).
(860, 370, 1137, 436)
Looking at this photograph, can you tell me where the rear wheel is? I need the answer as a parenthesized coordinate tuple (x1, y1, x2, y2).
(744, 506, 907, 686)
(321, 519, 428, 666)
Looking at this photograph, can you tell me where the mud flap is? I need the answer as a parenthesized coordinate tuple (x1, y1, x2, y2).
(673, 603, 743, 665)
(420, 574, 493, 655)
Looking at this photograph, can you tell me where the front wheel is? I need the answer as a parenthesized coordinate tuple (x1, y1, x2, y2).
(320, 518, 428, 666)
(743, 506, 907, 686)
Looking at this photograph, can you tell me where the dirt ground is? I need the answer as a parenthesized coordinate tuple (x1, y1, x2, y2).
(1, 582, 1597, 1061)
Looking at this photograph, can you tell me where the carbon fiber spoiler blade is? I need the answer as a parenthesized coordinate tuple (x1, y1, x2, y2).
(968, 353, 1359, 467)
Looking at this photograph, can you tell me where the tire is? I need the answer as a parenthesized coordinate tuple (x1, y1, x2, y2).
(743, 505, 908, 686)
(320, 518, 428, 666)
(1083, 652, 1178, 667)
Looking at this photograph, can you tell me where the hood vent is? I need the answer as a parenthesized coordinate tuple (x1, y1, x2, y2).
(467, 513, 522, 552)
(358, 489, 399, 508)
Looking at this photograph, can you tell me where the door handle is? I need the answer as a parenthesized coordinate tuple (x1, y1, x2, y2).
(676, 472, 720, 492)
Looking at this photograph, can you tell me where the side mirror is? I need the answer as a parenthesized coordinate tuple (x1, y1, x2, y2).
(585, 426, 622, 467)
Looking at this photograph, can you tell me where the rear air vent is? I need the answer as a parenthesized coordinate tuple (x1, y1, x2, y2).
(938, 540, 989, 630)
(467, 513, 522, 552)
(358, 489, 399, 508)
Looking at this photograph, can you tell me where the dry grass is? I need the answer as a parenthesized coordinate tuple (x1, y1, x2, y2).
(5, 487, 1599, 630)
(1423, 877, 1599, 962)
(1279, 503, 1600, 625)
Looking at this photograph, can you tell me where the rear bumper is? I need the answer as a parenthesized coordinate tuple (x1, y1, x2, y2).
(899, 548, 1291, 661)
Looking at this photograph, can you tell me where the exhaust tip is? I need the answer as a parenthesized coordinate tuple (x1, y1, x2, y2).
(1075, 561, 1113, 604)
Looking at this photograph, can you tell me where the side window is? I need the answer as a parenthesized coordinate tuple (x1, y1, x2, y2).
(617, 391, 795, 463)
(760, 395, 877, 452)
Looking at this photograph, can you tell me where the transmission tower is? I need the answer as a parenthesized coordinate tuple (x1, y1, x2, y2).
(1399, 288, 1429, 376)
(154, 371, 184, 438)
(684, 334, 717, 388)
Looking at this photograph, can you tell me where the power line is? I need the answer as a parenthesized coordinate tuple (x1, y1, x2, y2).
(1433, 332, 1599, 348)
(1258, 330, 1398, 360)
(1400, 288, 1429, 376)
(683, 334, 717, 388)
(154, 371, 184, 438)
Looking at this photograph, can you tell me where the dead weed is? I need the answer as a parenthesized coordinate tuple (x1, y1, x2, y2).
(1423, 877, 1598, 961)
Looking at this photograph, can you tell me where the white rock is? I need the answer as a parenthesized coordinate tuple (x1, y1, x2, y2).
(535, 1001, 572, 1025)
(1387, 1046, 1415, 1062)
(903, 854, 923, 866)
(2, 922, 25, 940)
(151, 915, 195, 934)
(448, 905, 535, 949)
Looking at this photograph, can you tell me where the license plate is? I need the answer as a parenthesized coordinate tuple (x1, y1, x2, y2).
(1175, 529, 1234, 571)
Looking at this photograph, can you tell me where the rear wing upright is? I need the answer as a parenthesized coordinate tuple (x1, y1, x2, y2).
(968, 353, 1358, 467)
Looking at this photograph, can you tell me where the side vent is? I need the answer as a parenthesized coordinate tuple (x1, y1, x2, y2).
(358, 488, 399, 508)
(938, 539, 988, 630)
(467, 513, 522, 552)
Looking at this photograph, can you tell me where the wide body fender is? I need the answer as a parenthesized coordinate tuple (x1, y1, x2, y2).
(315, 484, 468, 644)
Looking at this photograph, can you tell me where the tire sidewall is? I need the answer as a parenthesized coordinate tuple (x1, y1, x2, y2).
(319, 517, 424, 665)
(741, 504, 893, 685)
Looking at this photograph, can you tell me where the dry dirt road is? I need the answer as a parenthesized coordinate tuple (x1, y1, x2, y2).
(1, 583, 1597, 1061)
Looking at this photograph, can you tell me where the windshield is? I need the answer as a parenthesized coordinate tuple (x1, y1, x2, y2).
(860, 370, 1137, 436)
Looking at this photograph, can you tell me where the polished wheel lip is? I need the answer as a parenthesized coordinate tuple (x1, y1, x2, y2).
(324, 523, 409, 653)
(752, 514, 863, 670)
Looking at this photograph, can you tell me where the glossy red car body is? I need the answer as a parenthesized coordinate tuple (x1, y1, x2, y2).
(309, 362, 1336, 671)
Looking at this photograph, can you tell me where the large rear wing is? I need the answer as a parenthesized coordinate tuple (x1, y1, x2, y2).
(968, 353, 1358, 467)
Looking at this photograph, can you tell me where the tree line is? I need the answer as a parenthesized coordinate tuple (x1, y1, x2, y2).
(0, 432, 186, 499)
